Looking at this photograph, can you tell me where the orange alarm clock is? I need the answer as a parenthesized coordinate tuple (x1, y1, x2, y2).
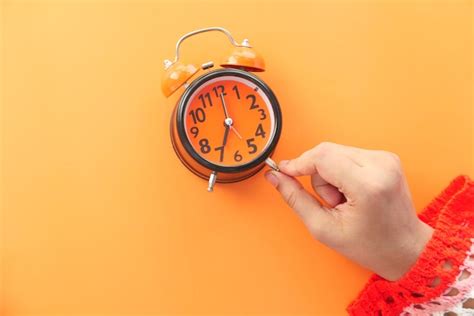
(162, 27, 282, 191)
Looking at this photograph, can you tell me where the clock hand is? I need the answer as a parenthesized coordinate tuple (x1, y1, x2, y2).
(216, 124, 230, 163)
(220, 93, 230, 119)
(222, 124, 230, 146)
(230, 126, 243, 140)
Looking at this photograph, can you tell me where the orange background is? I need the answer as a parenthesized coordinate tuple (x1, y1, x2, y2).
(2, 1, 472, 315)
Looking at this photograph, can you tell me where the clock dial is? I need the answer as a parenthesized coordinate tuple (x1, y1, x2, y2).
(183, 76, 276, 167)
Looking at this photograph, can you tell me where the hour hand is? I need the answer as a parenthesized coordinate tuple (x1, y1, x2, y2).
(222, 124, 230, 146)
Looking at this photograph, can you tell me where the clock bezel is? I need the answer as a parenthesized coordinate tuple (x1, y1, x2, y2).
(176, 68, 282, 173)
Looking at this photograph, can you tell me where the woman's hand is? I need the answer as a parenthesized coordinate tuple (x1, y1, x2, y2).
(265, 142, 433, 281)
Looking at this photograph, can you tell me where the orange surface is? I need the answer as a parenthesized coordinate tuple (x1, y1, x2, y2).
(2, 1, 473, 315)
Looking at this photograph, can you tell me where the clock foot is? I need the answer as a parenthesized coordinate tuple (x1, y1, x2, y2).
(207, 171, 218, 192)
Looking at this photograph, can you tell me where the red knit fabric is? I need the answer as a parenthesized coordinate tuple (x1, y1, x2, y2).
(347, 175, 474, 316)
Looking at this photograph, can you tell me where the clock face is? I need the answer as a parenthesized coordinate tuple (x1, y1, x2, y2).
(180, 72, 280, 170)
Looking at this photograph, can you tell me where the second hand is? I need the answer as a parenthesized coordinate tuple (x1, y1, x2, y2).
(230, 126, 243, 139)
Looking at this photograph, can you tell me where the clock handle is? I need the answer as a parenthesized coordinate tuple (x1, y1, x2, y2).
(164, 27, 251, 69)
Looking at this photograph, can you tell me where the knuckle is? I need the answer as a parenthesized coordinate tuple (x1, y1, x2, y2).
(313, 142, 334, 159)
(284, 189, 299, 209)
(386, 161, 402, 177)
(386, 152, 401, 169)
(384, 153, 403, 178)
(366, 181, 389, 195)
(367, 171, 402, 195)
(379, 151, 401, 167)
(370, 151, 403, 191)
(390, 152, 401, 164)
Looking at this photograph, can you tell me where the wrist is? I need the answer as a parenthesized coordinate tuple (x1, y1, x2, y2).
(379, 220, 434, 281)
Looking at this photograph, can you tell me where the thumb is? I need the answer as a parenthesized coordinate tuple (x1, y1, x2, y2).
(265, 170, 336, 236)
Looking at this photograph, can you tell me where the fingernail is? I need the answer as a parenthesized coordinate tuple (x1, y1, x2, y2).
(279, 160, 289, 169)
(265, 171, 279, 187)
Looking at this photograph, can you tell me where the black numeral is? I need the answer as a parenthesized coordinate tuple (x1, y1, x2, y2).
(190, 126, 199, 138)
(198, 92, 213, 108)
(199, 138, 211, 154)
(189, 108, 206, 124)
(212, 85, 226, 98)
(246, 138, 257, 154)
(255, 123, 266, 138)
(232, 85, 241, 99)
(214, 146, 224, 162)
(234, 150, 243, 162)
(246, 94, 259, 110)
(258, 109, 267, 120)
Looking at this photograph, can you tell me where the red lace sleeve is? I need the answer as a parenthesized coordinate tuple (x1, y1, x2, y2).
(347, 175, 474, 316)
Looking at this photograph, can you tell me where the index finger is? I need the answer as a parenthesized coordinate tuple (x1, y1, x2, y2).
(279, 142, 365, 195)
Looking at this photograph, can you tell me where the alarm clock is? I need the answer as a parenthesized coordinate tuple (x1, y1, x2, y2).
(162, 27, 282, 191)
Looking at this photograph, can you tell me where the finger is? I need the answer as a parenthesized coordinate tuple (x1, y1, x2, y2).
(279, 142, 364, 195)
(280, 142, 365, 176)
(311, 173, 345, 208)
(265, 170, 335, 235)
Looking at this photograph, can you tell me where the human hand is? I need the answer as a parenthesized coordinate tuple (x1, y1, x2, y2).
(265, 142, 433, 281)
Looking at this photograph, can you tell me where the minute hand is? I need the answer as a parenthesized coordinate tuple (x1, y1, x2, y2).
(220, 93, 230, 119)
(220, 93, 242, 140)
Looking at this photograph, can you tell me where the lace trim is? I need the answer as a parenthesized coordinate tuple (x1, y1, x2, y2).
(347, 176, 474, 316)
(403, 239, 474, 315)
(433, 288, 474, 316)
